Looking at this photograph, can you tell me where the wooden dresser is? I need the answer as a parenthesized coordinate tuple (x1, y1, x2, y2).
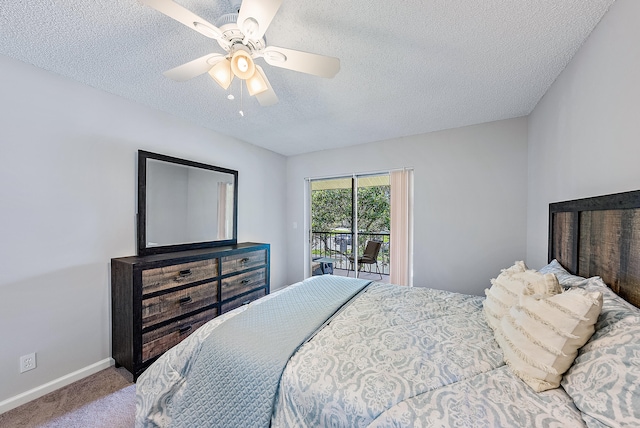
(111, 242, 269, 379)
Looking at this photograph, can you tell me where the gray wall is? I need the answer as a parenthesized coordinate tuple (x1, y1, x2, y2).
(286, 117, 529, 295)
(0, 54, 287, 407)
(526, 0, 640, 268)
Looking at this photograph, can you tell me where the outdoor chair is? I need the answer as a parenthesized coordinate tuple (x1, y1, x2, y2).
(347, 240, 383, 279)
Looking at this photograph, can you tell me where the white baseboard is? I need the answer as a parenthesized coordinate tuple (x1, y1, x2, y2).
(0, 358, 115, 414)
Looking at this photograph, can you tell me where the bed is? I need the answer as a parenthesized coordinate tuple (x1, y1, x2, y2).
(135, 190, 640, 427)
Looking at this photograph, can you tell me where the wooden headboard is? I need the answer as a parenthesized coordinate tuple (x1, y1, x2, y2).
(549, 190, 640, 307)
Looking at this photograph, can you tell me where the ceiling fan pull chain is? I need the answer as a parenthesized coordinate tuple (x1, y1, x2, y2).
(239, 78, 244, 117)
(227, 60, 235, 100)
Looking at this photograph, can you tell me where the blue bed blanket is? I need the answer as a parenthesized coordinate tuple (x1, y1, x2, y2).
(170, 275, 371, 428)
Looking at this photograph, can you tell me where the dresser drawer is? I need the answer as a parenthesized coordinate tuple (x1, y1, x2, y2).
(142, 281, 218, 329)
(221, 250, 267, 274)
(221, 288, 266, 314)
(221, 268, 266, 302)
(141, 308, 217, 363)
(141, 258, 218, 295)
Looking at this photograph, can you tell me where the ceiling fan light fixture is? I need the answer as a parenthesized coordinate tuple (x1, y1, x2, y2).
(246, 70, 268, 96)
(146, 0, 340, 108)
(237, 57, 249, 72)
(208, 59, 234, 89)
(230, 48, 255, 80)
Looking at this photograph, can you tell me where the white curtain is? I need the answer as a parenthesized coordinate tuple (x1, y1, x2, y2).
(390, 169, 414, 286)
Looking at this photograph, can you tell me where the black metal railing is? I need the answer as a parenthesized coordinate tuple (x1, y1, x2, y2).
(311, 231, 390, 275)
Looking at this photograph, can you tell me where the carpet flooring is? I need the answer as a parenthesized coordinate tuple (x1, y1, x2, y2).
(0, 366, 135, 428)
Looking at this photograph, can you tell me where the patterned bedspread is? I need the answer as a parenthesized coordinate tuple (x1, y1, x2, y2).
(271, 283, 585, 427)
(369, 366, 585, 427)
(137, 277, 638, 427)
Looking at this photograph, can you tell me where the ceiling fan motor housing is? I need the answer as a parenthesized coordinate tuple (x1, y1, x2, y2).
(215, 12, 266, 53)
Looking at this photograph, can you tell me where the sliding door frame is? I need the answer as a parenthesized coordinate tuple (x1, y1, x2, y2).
(306, 171, 394, 279)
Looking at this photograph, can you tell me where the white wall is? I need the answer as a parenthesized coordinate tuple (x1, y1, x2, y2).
(5, 0, 633, 408)
(286, 117, 529, 295)
(0, 55, 287, 408)
(526, 0, 640, 269)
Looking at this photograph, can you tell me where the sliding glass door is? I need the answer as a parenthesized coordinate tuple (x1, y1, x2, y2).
(308, 173, 391, 280)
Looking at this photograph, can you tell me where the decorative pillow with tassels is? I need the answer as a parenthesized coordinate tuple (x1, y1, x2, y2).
(483, 261, 527, 330)
(483, 261, 562, 331)
(495, 287, 603, 392)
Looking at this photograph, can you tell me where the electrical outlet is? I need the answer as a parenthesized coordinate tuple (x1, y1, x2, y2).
(20, 352, 36, 373)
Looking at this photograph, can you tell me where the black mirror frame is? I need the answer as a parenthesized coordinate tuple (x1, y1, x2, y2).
(137, 150, 238, 256)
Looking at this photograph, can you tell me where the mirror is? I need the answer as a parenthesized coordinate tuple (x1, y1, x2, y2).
(137, 150, 238, 255)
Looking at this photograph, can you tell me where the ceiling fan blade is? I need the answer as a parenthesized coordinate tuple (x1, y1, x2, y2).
(163, 54, 224, 81)
(263, 46, 340, 78)
(254, 66, 278, 106)
(237, 0, 283, 41)
(141, 0, 224, 40)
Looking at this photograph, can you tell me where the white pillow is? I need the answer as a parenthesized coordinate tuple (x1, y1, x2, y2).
(503, 260, 528, 274)
(483, 261, 526, 330)
(483, 261, 561, 331)
(522, 273, 563, 298)
(495, 287, 603, 392)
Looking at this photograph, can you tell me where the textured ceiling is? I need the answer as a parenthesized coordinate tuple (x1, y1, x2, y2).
(0, 0, 615, 156)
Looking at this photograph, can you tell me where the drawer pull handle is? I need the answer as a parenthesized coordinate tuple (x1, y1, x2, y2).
(178, 325, 192, 334)
(240, 258, 250, 264)
(241, 279, 250, 285)
(175, 269, 193, 281)
(178, 296, 192, 305)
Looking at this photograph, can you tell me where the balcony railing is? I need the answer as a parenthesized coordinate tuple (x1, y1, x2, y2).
(311, 231, 390, 275)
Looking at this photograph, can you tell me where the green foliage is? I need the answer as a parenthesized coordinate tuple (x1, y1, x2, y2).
(311, 188, 352, 231)
(357, 186, 390, 232)
(311, 185, 390, 232)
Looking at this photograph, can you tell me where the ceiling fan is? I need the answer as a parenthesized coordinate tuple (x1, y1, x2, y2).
(142, 0, 341, 106)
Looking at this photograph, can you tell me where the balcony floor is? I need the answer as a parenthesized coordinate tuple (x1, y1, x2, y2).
(332, 268, 390, 283)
